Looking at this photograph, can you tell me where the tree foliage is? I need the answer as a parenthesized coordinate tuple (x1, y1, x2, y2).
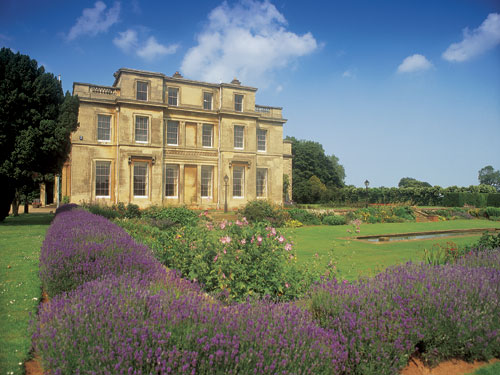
(0, 48, 79, 220)
(398, 177, 432, 188)
(478, 166, 500, 191)
(286, 137, 345, 203)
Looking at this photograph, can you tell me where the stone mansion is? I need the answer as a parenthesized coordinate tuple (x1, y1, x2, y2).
(60, 68, 292, 210)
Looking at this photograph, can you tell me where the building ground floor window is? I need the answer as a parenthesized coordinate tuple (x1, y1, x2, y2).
(165, 164, 179, 197)
(233, 166, 245, 198)
(201, 166, 213, 198)
(95, 161, 111, 197)
(256, 168, 267, 197)
(133, 162, 148, 197)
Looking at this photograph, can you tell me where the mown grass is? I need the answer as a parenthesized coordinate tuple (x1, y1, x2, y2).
(469, 362, 500, 374)
(0, 213, 52, 375)
(284, 220, 500, 280)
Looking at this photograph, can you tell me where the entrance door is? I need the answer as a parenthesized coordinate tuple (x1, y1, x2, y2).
(46, 181, 54, 205)
(184, 165, 197, 206)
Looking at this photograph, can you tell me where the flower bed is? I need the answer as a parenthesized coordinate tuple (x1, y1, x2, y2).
(39, 207, 164, 297)
(34, 206, 345, 374)
(310, 253, 500, 374)
(33, 204, 500, 375)
(118, 217, 316, 302)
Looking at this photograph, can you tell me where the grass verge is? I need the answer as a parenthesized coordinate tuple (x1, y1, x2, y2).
(284, 220, 500, 280)
(469, 362, 500, 375)
(0, 213, 52, 375)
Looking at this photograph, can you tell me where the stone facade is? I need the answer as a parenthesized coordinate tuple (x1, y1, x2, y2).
(62, 68, 292, 210)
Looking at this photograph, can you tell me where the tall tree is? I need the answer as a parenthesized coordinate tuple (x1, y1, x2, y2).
(285, 137, 345, 202)
(0, 48, 79, 221)
(478, 166, 500, 191)
(398, 177, 432, 188)
(328, 154, 346, 186)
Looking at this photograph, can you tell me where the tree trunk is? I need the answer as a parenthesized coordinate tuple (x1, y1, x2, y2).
(11, 199, 19, 216)
(24, 203, 29, 214)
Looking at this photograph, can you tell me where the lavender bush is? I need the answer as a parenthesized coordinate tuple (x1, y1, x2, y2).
(39, 207, 164, 296)
(310, 259, 500, 374)
(34, 273, 347, 374)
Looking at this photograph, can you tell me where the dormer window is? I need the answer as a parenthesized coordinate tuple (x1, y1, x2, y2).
(234, 94, 243, 112)
(136, 81, 148, 101)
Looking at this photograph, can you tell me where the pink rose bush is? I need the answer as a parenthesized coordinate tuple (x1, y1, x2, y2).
(119, 214, 314, 302)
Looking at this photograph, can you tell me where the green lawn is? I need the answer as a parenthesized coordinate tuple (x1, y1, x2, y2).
(469, 362, 500, 375)
(0, 213, 52, 375)
(284, 220, 500, 280)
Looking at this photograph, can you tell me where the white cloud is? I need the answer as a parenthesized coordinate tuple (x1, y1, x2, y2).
(137, 37, 178, 60)
(181, 0, 318, 85)
(276, 84, 283, 93)
(113, 29, 138, 52)
(397, 54, 433, 73)
(113, 29, 178, 60)
(442, 13, 500, 62)
(67, 1, 120, 41)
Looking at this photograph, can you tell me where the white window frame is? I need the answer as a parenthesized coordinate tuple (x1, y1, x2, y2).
(95, 161, 111, 198)
(165, 164, 179, 198)
(232, 166, 245, 198)
(166, 121, 179, 146)
(202, 124, 213, 148)
(135, 116, 149, 144)
(256, 168, 267, 198)
(201, 166, 213, 198)
(133, 162, 148, 198)
(168, 87, 179, 106)
(203, 92, 213, 110)
(97, 114, 111, 142)
(136, 81, 148, 101)
(234, 94, 243, 112)
(234, 125, 244, 149)
(257, 129, 267, 152)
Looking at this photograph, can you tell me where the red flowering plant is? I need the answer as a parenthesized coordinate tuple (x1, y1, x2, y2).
(423, 241, 464, 265)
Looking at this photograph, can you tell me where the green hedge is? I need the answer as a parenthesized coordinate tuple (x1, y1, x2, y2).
(327, 185, 497, 207)
(487, 194, 500, 207)
(443, 193, 489, 207)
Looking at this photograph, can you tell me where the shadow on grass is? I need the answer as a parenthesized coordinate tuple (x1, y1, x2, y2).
(1, 213, 54, 226)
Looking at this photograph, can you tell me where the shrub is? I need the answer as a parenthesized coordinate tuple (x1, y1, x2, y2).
(142, 205, 199, 227)
(124, 203, 141, 218)
(393, 206, 415, 221)
(239, 200, 289, 227)
(322, 215, 346, 225)
(349, 206, 415, 224)
(284, 219, 303, 228)
(429, 207, 473, 220)
(39, 207, 164, 296)
(34, 274, 346, 375)
(81, 202, 120, 219)
(476, 231, 500, 250)
(485, 207, 500, 219)
(287, 208, 321, 225)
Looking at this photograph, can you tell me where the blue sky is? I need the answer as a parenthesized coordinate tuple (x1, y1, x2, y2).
(2, 0, 499, 188)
